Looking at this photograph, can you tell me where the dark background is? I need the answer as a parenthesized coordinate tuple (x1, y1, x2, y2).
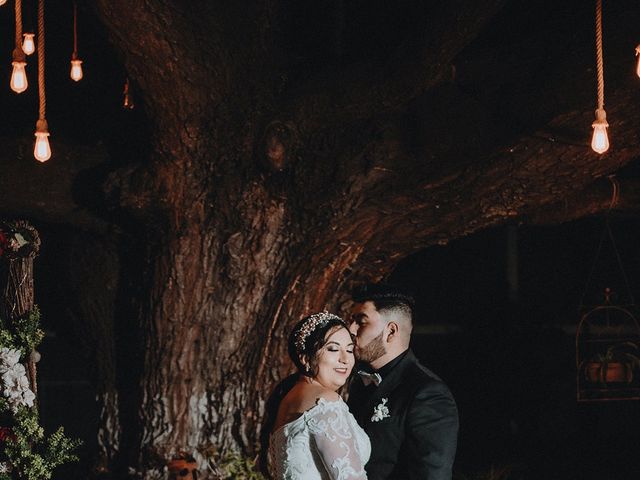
(392, 217, 640, 480)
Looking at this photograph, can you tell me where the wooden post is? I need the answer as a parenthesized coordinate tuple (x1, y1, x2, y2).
(0, 221, 41, 395)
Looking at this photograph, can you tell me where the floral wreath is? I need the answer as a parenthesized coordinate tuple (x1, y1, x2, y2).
(0, 223, 40, 261)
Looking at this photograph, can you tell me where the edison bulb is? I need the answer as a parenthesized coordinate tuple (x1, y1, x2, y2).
(591, 123, 609, 154)
(10, 61, 28, 93)
(34, 131, 51, 162)
(22, 33, 35, 55)
(70, 59, 83, 81)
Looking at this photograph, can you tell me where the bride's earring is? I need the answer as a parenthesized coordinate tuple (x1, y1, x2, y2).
(302, 361, 313, 379)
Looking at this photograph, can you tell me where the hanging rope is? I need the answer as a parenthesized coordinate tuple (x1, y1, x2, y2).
(595, 0, 605, 111)
(37, 0, 46, 124)
(12, 0, 27, 69)
(15, 0, 23, 50)
(72, 0, 78, 58)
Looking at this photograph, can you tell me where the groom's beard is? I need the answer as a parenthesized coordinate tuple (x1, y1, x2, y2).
(356, 330, 386, 364)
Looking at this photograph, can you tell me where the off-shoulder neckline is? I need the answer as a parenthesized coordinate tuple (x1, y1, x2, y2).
(271, 397, 346, 435)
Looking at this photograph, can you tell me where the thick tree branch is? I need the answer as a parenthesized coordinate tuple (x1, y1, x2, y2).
(326, 81, 640, 281)
(526, 175, 640, 225)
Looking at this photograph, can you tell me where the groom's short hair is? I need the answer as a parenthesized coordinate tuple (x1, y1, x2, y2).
(352, 283, 414, 324)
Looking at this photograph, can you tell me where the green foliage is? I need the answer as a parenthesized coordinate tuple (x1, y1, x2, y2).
(2, 400, 81, 480)
(204, 450, 265, 480)
(0, 328, 14, 351)
(0, 306, 80, 479)
(11, 309, 45, 354)
(0, 308, 45, 356)
(44, 428, 81, 470)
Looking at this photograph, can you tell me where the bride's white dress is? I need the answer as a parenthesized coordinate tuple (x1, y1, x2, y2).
(269, 397, 371, 479)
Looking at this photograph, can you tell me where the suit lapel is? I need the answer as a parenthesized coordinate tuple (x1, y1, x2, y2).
(359, 350, 417, 426)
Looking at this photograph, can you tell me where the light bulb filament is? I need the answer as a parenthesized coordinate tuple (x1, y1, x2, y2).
(591, 125, 609, 154)
(34, 131, 51, 162)
(70, 59, 83, 82)
(22, 33, 35, 55)
(10, 61, 28, 94)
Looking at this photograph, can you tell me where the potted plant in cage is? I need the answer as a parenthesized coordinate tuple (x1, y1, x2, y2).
(582, 342, 640, 384)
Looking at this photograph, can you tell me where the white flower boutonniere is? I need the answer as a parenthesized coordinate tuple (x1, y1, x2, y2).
(371, 398, 390, 422)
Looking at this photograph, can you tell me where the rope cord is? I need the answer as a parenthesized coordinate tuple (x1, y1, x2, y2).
(37, 0, 46, 122)
(72, 1, 78, 57)
(15, 0, 22, 48)
(595, 0, 605, 111)
(12, 0, 26, 64)
(15, 0, 22, 49)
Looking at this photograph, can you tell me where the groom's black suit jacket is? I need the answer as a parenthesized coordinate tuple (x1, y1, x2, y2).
(348, 350, 459, 480)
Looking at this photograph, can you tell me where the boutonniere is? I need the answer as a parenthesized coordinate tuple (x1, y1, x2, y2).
(371, 398, 390, 422)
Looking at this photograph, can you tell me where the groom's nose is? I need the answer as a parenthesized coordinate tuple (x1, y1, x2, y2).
(349, 322, 359, 336)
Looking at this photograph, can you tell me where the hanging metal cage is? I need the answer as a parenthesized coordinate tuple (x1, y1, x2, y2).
(576, 293, 640, 401)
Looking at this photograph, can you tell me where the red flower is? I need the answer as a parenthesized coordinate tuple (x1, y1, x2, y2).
(0, 427, 15, 442)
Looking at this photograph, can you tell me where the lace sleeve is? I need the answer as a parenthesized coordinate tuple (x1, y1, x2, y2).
(306, 401, 368, 480)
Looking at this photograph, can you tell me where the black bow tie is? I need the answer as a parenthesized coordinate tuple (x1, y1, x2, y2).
(357, 370, 382, 387)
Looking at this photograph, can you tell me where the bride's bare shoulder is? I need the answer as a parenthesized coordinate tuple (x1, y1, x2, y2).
(284, 383, 339, 409)
(273, 385, 342, 432)
(295, 385, 340, 411)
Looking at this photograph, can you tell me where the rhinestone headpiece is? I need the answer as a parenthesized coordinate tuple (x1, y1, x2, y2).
(294, 311, 343, 353)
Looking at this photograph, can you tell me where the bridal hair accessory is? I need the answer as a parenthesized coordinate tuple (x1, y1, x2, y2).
(294, 311, 343, 353)
(371, 398, 390, 422)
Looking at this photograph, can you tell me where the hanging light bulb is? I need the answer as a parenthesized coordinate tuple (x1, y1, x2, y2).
(10, 60, 28, 93)
(34, 119, 51, 162)
(591, 109, 609, 154)
(69, 3, 83, 82)
(22, 33, 35, 55)
(636, 45, 640, 79)
(0, 0, 7, 5)
(70, 57, 83, 81)
(34, 0, 51, 162)
(590, 0, 609, 154)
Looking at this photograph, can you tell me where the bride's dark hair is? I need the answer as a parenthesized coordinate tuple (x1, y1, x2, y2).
(258, 312, 351, 476)
(258, 372, 298, 477)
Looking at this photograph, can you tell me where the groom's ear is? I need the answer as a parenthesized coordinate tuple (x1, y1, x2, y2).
(386, 322, 399, 342)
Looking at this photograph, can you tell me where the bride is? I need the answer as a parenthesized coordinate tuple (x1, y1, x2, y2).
(261, 311, 370, 479)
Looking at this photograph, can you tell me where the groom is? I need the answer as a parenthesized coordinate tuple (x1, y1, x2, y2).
(347, 284, 459, 480)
